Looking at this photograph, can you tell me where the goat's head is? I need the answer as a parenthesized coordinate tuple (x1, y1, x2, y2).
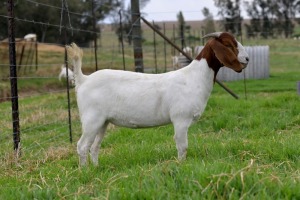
(196, 32, 249, 76)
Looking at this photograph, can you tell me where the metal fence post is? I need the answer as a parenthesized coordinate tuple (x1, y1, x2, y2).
(153, 21, 157, 73)
(62, 0, 72, 143)
(91, 0, 98, 71)
(163, 23, 167, 72)
(131, 0, 144, 72)
(7, 0, 21, 153)
(119, 9, 126, 71)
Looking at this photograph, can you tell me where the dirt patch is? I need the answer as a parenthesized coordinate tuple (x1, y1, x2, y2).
(0, 82, 10, 102)
(37, 43, 65, 52)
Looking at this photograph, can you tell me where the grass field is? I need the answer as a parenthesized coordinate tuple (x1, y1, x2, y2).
(0, 35, 300, 199)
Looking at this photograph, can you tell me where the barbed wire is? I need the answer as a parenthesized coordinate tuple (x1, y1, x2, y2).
(24, 0, 92, 18)
(0, 89, 69, 102)
(0, 102, 72, 118)
(0, 100, 79, 156)
(22, 121, 72, 134)
(19, 125, 70, 151)
(0, 120, 77, 155)
(0, 13, 296, 49)
(0, 14, 99, 35)
(0, 0, 297, 160)
(0, 62, 97, 70)
(0, 0, 138, 159)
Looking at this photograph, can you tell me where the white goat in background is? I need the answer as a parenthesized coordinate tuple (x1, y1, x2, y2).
(182, 46, 193, 57)
(172, 46, 193, 70)
(24, 33, 37, 41)
(67, 32, 249, 166)
(58, 64, 75, 86)
(171, 56, 180, 69)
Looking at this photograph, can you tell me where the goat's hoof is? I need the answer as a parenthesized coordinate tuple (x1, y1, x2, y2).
(178, 155, 187, 162)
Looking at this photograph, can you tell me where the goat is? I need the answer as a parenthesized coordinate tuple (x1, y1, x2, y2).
(171, 56, 180, 70)
(173, 46, 193, 70)
(24, 33, 37, 42)
(182, 46, 193, 57)
(66, 32, 249, 166)
(58, 64, 75, 86)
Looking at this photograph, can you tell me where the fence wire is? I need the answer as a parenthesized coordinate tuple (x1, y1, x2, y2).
(0, 0, 295, 161)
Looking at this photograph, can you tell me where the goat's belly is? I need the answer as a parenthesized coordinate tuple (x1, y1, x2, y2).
(108, 116, 171, 128)
(106, 97, 171, 128)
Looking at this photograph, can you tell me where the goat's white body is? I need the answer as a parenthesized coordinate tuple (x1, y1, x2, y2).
(77, 60, 214, 129)
(66, 34, 249, 166)
(74, 59, 213, 165)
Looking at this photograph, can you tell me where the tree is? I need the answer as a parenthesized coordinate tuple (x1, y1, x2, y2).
(177, 11, 187, 48)
(276, 0, 300, 38)
(244, 0, 300, 38)
(202, 7, 216, 34)
(214, 0, 243, 35)
(112, 2, 133, 45)
(112, 0, 150, 45)
(0, 0, 122, 44)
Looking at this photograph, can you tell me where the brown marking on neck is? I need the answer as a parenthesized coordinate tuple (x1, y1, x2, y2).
(195, 41, 223, 81)
(195, 32, 239, 81)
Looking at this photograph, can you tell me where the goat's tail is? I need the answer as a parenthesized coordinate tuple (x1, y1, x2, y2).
(66, 43, 86, 87)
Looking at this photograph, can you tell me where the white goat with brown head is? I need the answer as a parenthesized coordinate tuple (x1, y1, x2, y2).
(66, 32, 249, 166)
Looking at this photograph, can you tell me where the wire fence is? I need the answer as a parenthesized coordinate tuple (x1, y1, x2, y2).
(1, 0, 293, 162)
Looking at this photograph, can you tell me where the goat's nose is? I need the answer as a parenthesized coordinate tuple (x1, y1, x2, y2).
(246, 57, 249, 62)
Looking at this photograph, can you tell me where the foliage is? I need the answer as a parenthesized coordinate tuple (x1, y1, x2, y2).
(244, 0, 277, 38)
(244, 0, 300, 38)
(176, 11, 191, 48)
(111, 7, 133, 45)
(0, 0, 122, 44)
(214, 0, 243, 35)
(213, 0, 300, 38)
(202, 7, 216, 34)
(111, 0, 150, 46)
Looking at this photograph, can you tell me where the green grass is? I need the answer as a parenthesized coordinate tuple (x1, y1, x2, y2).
(1, 36, 300, 199)
(1, 89, 299, 199)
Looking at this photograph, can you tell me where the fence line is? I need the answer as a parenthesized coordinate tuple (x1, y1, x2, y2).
(0, 0, 283, 160)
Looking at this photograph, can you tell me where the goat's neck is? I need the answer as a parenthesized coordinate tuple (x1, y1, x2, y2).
(195, 43, 223, 80)
(182, 60, 215, 106)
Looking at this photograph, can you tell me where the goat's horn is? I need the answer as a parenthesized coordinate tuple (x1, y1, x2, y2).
(202, 32, 222, 39)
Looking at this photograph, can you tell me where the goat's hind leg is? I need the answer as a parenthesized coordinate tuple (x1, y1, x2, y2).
(77, 117, 104, 166)
(90, 122, 108, 166)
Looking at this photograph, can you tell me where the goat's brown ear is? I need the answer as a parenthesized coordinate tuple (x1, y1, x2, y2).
(209, 39, 243, 72)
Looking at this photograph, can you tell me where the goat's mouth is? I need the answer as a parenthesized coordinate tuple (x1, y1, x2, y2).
(237, 62, 248, 73)
(241, 62, 248, 68)
(235, 64, 247, 73)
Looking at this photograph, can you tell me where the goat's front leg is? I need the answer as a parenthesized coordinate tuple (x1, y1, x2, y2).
(173, 120, 191, 161)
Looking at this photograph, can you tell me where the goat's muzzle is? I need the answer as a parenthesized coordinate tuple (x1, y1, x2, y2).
(235, 63, 248, 73)
(241, 57, 249, 69)
(237, 57, 249, 73)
